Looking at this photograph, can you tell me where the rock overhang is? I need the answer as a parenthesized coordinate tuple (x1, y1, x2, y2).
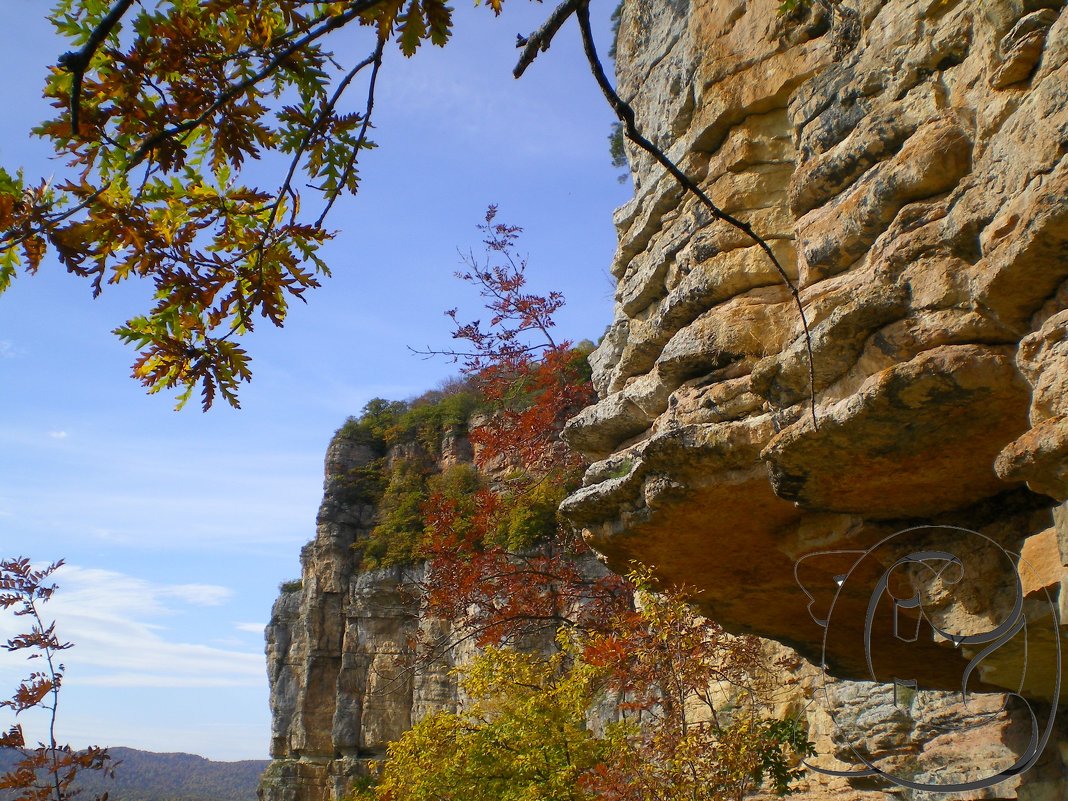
(563, 0, 1068, 701)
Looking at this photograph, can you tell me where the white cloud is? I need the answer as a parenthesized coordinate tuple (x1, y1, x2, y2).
(234, 622, 267, 634)
(159, 583, 234, 607)
(0, 565, 260, 690)
(74, 673, 259, 689)
(48, 430, 68, 439)
(0, 340, 19, 359)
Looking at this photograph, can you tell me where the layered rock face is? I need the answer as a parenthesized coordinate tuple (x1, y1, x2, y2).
(562, 0, 1068, 795)
(264, 425, 1066, 801)
(261, 433, 476, 801)
(261, 429, 608, 801)
(264, 1, 1068, 798)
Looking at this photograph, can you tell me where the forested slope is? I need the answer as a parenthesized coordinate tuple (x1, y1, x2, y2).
(0, 747, 267, 801)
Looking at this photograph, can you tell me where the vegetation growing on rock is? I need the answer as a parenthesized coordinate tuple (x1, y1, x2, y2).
(331, 360, 586, 572)
(359, 572, 813, 801)
(322, 213, 814, 801)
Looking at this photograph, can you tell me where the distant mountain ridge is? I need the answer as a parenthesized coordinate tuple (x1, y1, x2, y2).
(0, 746, 268, 801)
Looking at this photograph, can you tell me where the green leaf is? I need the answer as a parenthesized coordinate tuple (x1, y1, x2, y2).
(423, 0, 452, 46)
(396, 1, 426, 57)
(0, 247, 19, 294)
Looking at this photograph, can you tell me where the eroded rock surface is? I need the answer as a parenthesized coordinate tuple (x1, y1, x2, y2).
(260, 434, 464, 801)
(263, 2, 1068, 799)
(563, 0, 1068, 795)
(265, 423, 1066, 801)
(260, 430, 610, 801)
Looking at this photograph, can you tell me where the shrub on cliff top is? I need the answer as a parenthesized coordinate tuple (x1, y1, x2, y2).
(336, 385, 481, 456)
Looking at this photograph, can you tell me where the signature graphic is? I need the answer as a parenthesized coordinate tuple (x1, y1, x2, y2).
(795, 525, 1061, 793)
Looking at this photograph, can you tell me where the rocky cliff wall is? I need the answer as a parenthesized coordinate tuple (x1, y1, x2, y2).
(260, 434, 454, 801)
(561, 0, 1068, 796)
(260, 428, 611, 801)
(264, 424, 1066, 801)
(264, 1, 1068, 798)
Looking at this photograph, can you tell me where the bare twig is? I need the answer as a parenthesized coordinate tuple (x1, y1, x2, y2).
(315, 37, 385, 227)
(513, 0, 586, 78)
(407, 342, 551, 361)
(241, 45, 384, 329)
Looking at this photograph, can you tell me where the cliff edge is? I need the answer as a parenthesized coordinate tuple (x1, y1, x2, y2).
(562, 0, 1068, 698)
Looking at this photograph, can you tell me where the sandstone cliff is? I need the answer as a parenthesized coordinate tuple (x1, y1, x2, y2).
(260, 418, 615, 801)
(264, 422, 1066, 801)
(561, 0, 1068, 796)
(264, 1, 1068, 798)
(260, 421, 486, 801)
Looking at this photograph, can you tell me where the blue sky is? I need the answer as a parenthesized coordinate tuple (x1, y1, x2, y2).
(0, 0, 630, 761)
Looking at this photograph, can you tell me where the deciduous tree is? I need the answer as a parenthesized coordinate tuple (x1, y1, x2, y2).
(0, 558, 114, 801)
(365, 574, 812, 801)
(368, 214, 812, 800)
(412, 207, 631, 651)
(0, 0, 809, 413)
(370, 640, 606, 801)
(580, 569, 813, 801)
(0, 0, 536, 409)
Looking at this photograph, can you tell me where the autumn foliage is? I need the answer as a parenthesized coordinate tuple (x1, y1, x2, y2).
(0, 559, 113, 801)
(0, 0, 515, 410)
(367, 573, 812, 801)
(579, 570, 813, 801)
(348, 212, 813, 800)
(0, 0, 810, 420)
(412, 207, 627, 649)
(442, 208, 594, 472)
